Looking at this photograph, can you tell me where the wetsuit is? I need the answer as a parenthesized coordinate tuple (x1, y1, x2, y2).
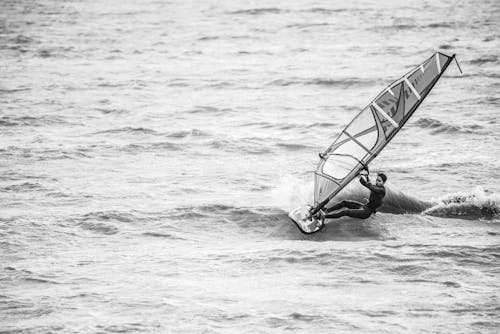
(324, 175, 385, 219)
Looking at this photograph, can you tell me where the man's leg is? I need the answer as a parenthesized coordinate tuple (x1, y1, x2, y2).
(325, 207, 371, 220)
(325, 200, 363, 213)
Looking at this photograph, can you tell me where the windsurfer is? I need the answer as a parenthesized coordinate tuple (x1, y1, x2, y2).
(317, 168, 387, 222)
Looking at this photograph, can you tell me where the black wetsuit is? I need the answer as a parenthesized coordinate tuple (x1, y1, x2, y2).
(324, 176, 385, 219)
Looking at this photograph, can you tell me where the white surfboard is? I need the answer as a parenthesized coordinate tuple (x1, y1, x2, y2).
(289, 205, 324, 234)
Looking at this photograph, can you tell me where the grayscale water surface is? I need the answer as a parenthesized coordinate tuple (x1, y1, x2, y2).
(1, 0, 499, 333)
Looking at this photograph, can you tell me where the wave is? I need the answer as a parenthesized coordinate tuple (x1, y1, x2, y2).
(267, 77, 375, 88)
(239, 121, 310, 131)
(228, 7, 352, 16)
(167, 79, 190, 87)
(198, 36, 219, 41)
(24, 277, 60, 284)
(3, 267, 61, 285)
(142, 232, 186, 241)
(38, 49, 52, 58)
(187, 106, 233, 114)
(275, 142, 315, 151)
(231, 35, 259, 40)
(390, 24, 416, 30)
(94, 108, 129, 114)
(284, 23, 331, 29)
(1, 182, 46, 192)
(235, 50, 273, 57)
(484, 96, 500, 106)
(0, 115, 66, 127)
(469, 55, 498, 65)
(228, 8, 286, 15)
(96, 82, 128, 88)
(424, 188, 500, 220)
(9, 34, 34, 44)
(414, 117, 485, 134)
(70, 211, 139, 235)
(374, 22, 454, 31)
(307, 78, 374, 87)
(208, 139, 272, 155)
(0, 172, 55, 182)
(438, 44, 453, 50)
(415, 244, 500, 263)
(0, 119, 19, 127)
(0, 146, 93, 161)
(94, 127, 160, 136)
(303, 8, 348, 14)
(168, 187, 497, 243)
(0, 87, 31, 94)
(121, 141, 183, 153)
(165, 129, 209, 138)
(425, 22, 454, 28)
(79, 211, 137, 223)
(306, 122, 339, 129)
(168, 204, 285, 227)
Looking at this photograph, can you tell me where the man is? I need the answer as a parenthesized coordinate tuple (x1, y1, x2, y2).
(317, 168, 387, 222)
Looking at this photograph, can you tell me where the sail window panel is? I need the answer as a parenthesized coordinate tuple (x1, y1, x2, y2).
(371, 105, 395, 138)
(408, 64, 437, 97)
(322, 138, 367, 179)
(335, 139, 368, 161)
(330, 133, 349, 149)
(344, 107, 376, 137)
(373, 84, 400, 138)
(336, 133, 348, 143)
(421, 57, 433, 73)
(375, 91, 399, 118)
(314, 176, 339, 204)
(403, 79, 420, 116)
(355, 130, 378, 152)
(322, 154, 358, 180)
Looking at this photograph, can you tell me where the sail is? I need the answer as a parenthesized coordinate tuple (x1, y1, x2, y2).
(314, 52, 454, 207)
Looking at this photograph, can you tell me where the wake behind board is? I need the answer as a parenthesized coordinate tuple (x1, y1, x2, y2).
(289, 205, 324, 234)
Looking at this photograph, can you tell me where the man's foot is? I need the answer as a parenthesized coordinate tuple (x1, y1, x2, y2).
(305, 206, 314, 220)
(318, 209, 326, 224)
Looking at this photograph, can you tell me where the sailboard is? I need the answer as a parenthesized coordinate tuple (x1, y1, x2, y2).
(290, 52, 458, 234)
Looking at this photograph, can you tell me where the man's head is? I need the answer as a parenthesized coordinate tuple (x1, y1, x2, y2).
(376, 173, 387, 186)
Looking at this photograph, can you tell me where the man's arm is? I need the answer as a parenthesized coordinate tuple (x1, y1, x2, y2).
(359, 175, 372, 189)
(359, 175, 384, 194)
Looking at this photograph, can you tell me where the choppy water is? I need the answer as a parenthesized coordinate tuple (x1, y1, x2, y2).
(1, 0, 500, 333)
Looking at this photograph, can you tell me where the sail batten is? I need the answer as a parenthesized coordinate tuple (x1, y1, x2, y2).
(436, 53, 441, 73)
(313, 52, 455, 209)
(404, 77, 421, 100)
(344, 131, 375, 155)
(372, 102, 399, 128)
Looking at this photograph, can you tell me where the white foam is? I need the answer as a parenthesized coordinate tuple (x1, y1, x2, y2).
(269, 174, 313, 212)
(424, 187, 500, 218)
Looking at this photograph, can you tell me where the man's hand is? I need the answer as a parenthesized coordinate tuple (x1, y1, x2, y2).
(359, 166, 369, 176)
(359, 169, 369, 176)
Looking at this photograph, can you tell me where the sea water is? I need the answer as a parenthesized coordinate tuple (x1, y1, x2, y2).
(1, 0, 499, 333)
